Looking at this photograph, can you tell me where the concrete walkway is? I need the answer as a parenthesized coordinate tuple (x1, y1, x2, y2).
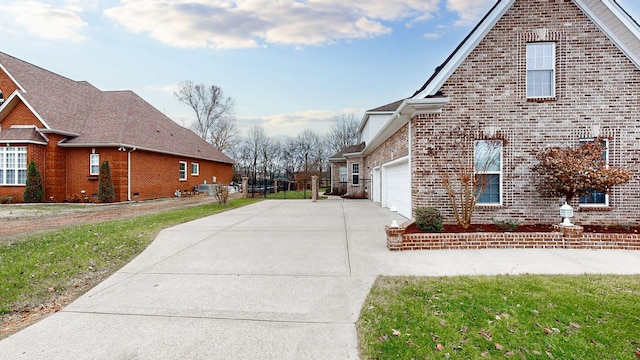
(1, 200, 639, 359)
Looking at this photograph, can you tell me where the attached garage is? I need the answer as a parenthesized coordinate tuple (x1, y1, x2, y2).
(381, 157, 411, 218)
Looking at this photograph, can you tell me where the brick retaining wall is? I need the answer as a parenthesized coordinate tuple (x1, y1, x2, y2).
(386, 225, 640, 251)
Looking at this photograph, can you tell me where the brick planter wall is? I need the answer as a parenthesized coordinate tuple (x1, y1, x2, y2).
(386, 226, 640, 251)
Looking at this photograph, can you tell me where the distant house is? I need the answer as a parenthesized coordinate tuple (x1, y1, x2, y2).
(344, 0, 640, 225)
(328, 143, 365, 196)
(0, 52, 233, 202)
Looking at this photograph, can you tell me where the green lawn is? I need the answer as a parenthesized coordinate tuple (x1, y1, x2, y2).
(0, 198, 258, 315)
(265, 189, 328, 199)
(358, 275, 640, 359)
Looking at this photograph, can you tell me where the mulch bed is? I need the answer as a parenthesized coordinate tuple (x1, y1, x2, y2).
(405, 223, 640, 234)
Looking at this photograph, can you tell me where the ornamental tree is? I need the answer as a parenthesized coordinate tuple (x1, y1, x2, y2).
(531, 139, 631, 203)
(98, 161, 115, 203)
(23, 160, 44, 203)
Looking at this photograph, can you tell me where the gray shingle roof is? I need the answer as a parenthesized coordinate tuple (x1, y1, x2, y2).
(0, 127, 47, 143)
(0, 52, 233, 164)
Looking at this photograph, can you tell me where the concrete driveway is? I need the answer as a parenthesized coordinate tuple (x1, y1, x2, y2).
(1, 200, 639, 359)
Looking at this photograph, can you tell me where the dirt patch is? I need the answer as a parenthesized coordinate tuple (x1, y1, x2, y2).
(0, 195, 225, 242)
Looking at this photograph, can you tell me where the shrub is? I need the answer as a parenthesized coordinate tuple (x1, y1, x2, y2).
(415, 207, 444, 232)
(23, 160, 44, 203)
(493, 218, 521, 232)
(98, 161, 115, 203)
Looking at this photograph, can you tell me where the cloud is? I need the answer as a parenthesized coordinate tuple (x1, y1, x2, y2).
(237, 110, 337, 136)
(104, 0, 440, 49)
(2, 0, 88, 42)
(446, 0, 495, 26)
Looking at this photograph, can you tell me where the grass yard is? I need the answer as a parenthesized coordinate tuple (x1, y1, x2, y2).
(358, 275, 640, 359)
(0, 198, 258, 315)
(265, 189, 328, 200)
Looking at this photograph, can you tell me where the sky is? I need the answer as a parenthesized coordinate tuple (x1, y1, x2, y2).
(1, 0, 639, 138)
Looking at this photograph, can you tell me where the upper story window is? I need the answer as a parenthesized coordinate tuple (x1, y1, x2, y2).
(90, 153, 100, 175)
(579, 139, 608, 206)
(475, 140, 503, 205)
(352, 163, 360, 185)
(0, 146, 27, 185)
(0, 89, 4, 105)
(526, 42, 555, 99)
(179, 161, 187, 181)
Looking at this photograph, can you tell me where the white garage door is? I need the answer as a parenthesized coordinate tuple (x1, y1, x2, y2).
(382, 158, 411, 219)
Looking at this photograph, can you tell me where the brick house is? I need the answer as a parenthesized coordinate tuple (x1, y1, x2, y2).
(0, 52, 233, 203)
(345, 0, 640, 225)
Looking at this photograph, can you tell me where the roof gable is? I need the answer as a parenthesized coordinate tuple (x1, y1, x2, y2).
(411, 0, 640, 99)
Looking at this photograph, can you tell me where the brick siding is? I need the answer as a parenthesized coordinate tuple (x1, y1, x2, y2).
(387, 226, 640, 251)
(369, 0, 640, 226)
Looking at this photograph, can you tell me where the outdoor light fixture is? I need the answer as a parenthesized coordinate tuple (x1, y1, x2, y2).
(390, 206, 399, 228)
(560, 202, 574, 227)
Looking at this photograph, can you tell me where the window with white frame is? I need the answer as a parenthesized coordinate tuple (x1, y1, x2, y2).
(0, 146, 27, 185)
(339, 166, 347, 182)
(474, 140, 503, 205)
(179, 161, 187, 181)
(579, 139, 608, 206)
(90, 153, 100, 175)
(526, 42, 555, 98)
(352, 163, 360, 185)
(191, 162, 199, 176)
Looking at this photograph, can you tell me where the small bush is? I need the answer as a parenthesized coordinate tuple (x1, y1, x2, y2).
(23, 160, 44, 203)
(493, 218, 521, 232)
(0, 195, 15, 204)
(415, 207, 444, 232)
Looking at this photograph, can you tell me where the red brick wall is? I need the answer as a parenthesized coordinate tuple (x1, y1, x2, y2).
(129, 150, 232, 201)
(0, 68, 20, 100)
(407, 0, 640, 226)
(1, 102, 45, 129)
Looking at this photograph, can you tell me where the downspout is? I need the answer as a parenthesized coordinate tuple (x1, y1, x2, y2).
(408, 118, 412, 219)
(127, 147, 136, 201)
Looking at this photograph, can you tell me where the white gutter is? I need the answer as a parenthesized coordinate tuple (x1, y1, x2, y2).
(355, 97, 450, 157)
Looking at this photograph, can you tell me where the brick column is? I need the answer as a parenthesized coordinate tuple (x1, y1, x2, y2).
(311, 175, 318, 202)
(242, 177, 248, 198)
(386, 225, 406, 250)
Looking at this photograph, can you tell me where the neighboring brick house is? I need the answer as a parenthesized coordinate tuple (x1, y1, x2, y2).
(328, 143, 365, 196)
(0, 52, 233, 203)
(348, 0, 640, 225)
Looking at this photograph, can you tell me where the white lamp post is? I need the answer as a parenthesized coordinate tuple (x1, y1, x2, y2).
(560, 202, 574, 227)
(390, 206, 399, 228)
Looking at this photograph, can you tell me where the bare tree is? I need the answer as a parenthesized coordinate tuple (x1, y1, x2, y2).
(296, 129, 322, 175)
(174, 81, 238, 153)
(244, 125, 270, 181)
(426, 124, 504, 229)
(325, 113, 360, 155)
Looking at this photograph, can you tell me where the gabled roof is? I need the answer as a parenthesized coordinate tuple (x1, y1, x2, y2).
(411, 0, 640, 99)
(0, 52, 233, 164)
(328, 142, 366, 161)
(367, 99, 404, 113)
